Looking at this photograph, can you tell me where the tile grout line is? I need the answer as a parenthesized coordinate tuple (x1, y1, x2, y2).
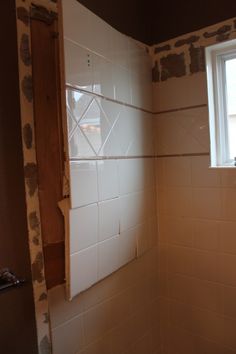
(66, 84, 153, 114)
(69, 152, 210, 161)
(66, 84, 209, 115)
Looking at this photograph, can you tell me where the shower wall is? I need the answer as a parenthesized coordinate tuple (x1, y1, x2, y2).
(48, 0, 160, 353)
(152, 18, 236, 354)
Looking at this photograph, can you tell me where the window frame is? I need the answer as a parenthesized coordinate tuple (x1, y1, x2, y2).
(205, 39, 236, 167)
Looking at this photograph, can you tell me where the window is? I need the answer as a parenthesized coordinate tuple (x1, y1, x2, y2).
(205, 39, 236, 167)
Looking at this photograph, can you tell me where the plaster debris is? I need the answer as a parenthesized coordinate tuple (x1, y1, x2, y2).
(160, 53, 186, 80)
(189, 45, 205, 74)
(17, 7, 29, 26)
(29, 211, 40, 245)
(154, 44, 171, 54)
(39, 293, 48, 301)
(175, 35, 200, 47)
(32, 251, 44, 283)
(23, 123, 33, 149)
(203, 24, 231, 38)
(39, 335, 51, 354)
(20, 34, 31, 66)
(216, 33, 230, 42)
(24, 163, 38, 196)
(21, 75, 33, 102)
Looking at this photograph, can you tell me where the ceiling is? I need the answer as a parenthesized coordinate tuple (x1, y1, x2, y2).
(78, 0, 236, 45)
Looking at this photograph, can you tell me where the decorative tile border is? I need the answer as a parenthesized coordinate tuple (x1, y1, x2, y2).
(15, 0, 58, 353)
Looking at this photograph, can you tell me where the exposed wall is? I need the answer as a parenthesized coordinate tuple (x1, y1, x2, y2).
(152, 18, 236, 353)
(48, 1, 160, 353)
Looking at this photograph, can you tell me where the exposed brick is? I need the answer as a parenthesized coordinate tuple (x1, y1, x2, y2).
(160, 53, 186, 81)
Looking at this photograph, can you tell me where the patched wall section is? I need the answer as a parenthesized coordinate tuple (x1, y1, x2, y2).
(151, 18, 236, 83)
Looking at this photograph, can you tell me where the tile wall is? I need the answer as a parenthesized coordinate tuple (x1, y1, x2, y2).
(49, 3, 236, 354)
(153, 21, 236, 354)
(48, 1, 160, 353)
(63, 0, 156, 298)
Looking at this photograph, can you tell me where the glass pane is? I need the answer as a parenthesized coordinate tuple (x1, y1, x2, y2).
(225, 58, 236, 160)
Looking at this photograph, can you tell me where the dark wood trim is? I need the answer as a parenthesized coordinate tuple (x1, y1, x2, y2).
(43, 242, 65, 288)
(31, 14, 65, 289)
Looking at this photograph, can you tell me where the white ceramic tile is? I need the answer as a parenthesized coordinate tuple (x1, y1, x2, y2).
(119, 192, 146, 232)
(52, 314, 85, 354)
(99, 98, 122, 127)
(126, 111, 146, 156)
(111, 30, 130, 69)
(148, 216, 158, 248)
(66, 89, 93, 125)
(99, 130, 122, 157)
(191, 156, 220, 187)
(69, 125, 96, 158)
(70, 161, 98, 208)
(70, 245, 98, 297)
(89, 14, 113, 58)
(119, 228, 137, 266)
(221, 188, 236, 221)
(113, 64, 131, 104)
(98, 198, 120, 241)
(153, 72, 208, 112)
(163, 156, 191, 187)
(192, 188, 221, 219)
(62, 0, 92, 48)
(70, 204, 98, 253)
(155, 107, 210, 155)
(97, 160, 119, 201)
(130, 71, 143, 109)
(128, 39, 144, 74)
(79, 98, 111, 154)
(135, 221, 150, 257)
(93, 54, 115, 100)
(113, 106, 136, 155)
(64, 40, 93, 91)
(48, 285, 84, 329)
(164, 187, 193, 217)
(98, 236, 120, 280)
(67, 109, 77, 137)
(147, 188, 157, 217)
(139, 113, 155, 156)
(118, 159, 146, 195)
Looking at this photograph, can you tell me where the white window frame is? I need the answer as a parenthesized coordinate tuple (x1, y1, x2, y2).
(205, 39, 236, 167)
